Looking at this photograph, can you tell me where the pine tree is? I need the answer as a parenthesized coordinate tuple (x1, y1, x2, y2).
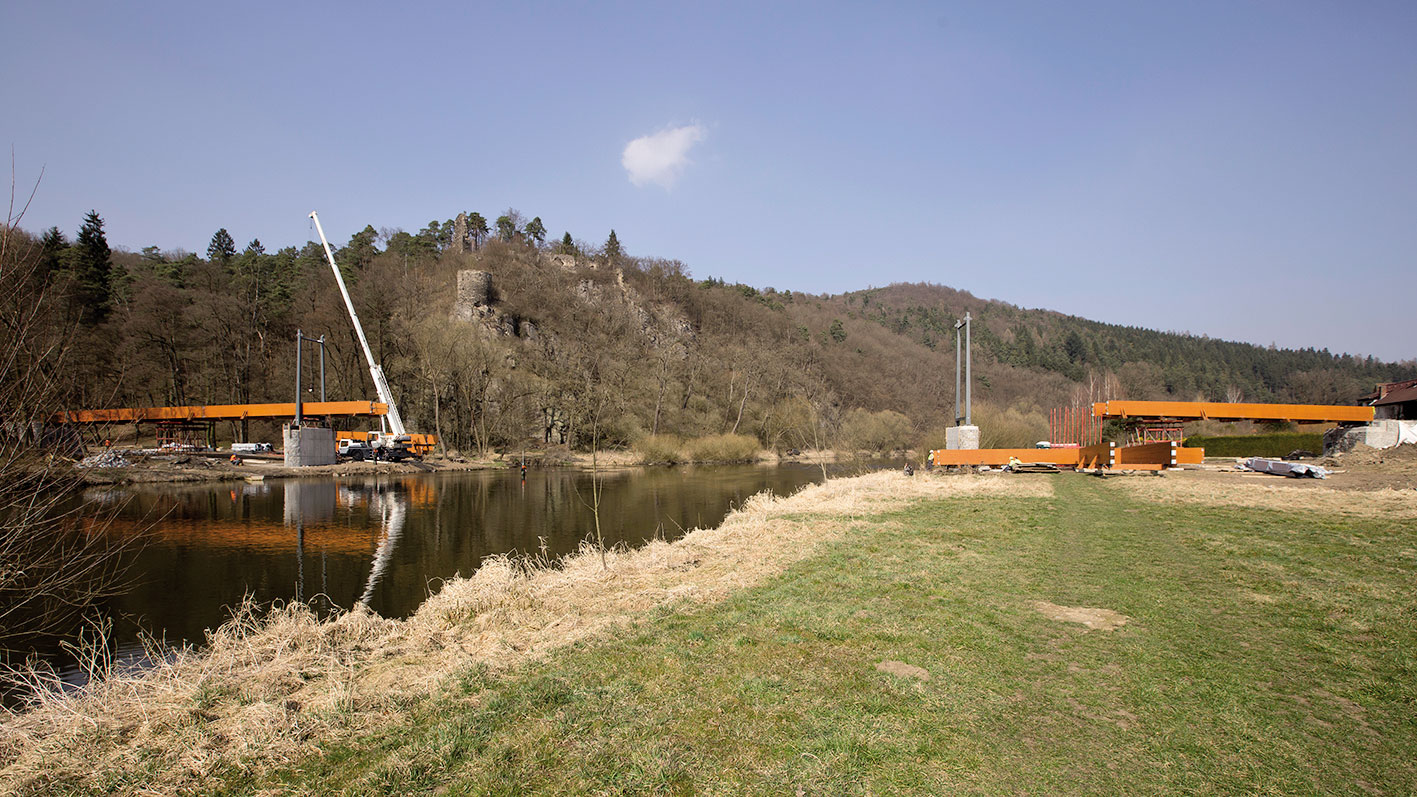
(71, 211, 113, 325)
(467, 212, 489, 249)
(559, 232, 576, 255)
(337, 225, 380, 270)
(496, 215, 517, 243)
(1064, 330, 1087, 363)
(207, 228, 237, 268)
(37, 226, 66, 286)
(417, 220, 446, 251)
(238, 239, 267, 283)
(603, 229, 623, 266)
(524, 216, 547, 247)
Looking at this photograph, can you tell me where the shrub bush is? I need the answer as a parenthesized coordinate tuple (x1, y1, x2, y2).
(914, 424, 953, 456)
(635, 433, 761, 463)
(838, 409, 913, 454)
(1183, 432, 1323, 458)
(684, 433, 761, 463)
(973, 402, 1048, 449)
(633, 434, 685, 464)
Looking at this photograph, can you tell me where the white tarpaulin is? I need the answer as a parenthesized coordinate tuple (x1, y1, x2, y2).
(1244, 457, 1330, 479)
(1399, 421, 1417, 446)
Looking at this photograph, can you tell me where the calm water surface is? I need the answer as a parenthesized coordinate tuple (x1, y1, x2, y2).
(75, 464, 832, 665)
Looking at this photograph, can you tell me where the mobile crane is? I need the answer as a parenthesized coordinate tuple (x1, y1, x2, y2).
(310, 211, 435, 458)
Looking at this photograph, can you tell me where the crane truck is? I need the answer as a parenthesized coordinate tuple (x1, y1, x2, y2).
(309, 211, 436, 460)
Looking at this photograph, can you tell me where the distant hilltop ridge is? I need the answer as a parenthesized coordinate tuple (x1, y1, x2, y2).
(12, 213, 1414, 455)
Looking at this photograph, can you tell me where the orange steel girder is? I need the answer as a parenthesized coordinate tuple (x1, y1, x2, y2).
(52, 401, 388, 424)
(929, 448, 1081, 467)
(928, 441, 1202, 470)
(1079, 441, 1115, 468)
(1115, 441, 1179, 468)
(1092, 400, 1372, 425)
(1114, 441, 1206, 468)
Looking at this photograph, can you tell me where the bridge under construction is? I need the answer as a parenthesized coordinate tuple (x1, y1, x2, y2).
(932, 400, 1374, 470)
(53, 400, 389, 425)
(50, 401, 404, 451)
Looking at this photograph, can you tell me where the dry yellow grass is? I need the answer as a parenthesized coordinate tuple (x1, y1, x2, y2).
(1105, 472, 1417, 519)
(0, 471, 1050, 795)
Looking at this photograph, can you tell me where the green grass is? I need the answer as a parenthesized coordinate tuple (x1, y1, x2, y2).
(230, 476, 1417, 795)
(1184, 432, 1324, 458)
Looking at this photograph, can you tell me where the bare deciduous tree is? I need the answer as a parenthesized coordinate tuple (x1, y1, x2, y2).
(0, 169, 132, 664)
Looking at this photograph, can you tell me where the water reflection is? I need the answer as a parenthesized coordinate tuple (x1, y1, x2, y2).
(43, 464, 834, 676)
(353, 483, 407, 607)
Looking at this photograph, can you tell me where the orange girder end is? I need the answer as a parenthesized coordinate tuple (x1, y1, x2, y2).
(52, 401, 389, 424)
(1091, 400, 1372, 424)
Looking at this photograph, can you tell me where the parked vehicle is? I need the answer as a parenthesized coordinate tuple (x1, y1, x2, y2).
(337, 439, 370, 460)
(336, 436, 411, 461)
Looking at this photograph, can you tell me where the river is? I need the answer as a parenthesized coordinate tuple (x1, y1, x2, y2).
(40, 463, 838, 681)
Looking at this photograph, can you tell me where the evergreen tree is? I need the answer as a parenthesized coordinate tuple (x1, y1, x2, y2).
(385, 230, 435, 259)
(524, 216, 547, 247)
(417, 220, 446, 251)
(1064, 330, 1087, 363)
(603, 229, 623, 266)
(70, 210, 113, 325)
(237, 239, 267, 283)
(337, 225, 380, 270)
(37, 226, 67, 286)
(495, 215, 517, 243)
(467, 212, 489, 249)
(166, 253, 197, 288)
(207, 228, 237, 268)
(559, 231, 575, 255)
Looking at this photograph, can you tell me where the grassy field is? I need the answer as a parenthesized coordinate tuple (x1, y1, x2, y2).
(214, 474, 1417, 795)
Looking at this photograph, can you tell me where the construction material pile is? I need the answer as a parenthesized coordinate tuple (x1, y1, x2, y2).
(1242, 457, 1328, 479)
(76, 450, 131, 469)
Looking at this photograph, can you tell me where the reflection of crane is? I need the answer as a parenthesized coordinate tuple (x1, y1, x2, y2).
(358, 487, 408, 606)
(309, 211, 438, 456)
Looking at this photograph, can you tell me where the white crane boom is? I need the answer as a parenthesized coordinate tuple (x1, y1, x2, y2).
(308, 211, 407, 437)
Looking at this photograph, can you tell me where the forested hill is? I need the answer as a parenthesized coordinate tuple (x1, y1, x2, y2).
(8, 210, 1413, 453)
(813, 282, 1406, 408)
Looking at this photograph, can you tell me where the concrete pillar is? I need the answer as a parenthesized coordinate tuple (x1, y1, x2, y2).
(946, 425, 980, 450)
(283, 425, 335, 467)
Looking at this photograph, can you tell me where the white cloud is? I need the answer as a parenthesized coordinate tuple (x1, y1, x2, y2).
(622, 124, 706, 188)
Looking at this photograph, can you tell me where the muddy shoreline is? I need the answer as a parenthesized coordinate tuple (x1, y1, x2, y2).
(68, 447, 848, 486)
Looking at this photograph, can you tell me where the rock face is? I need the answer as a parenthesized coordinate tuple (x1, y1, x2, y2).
(450, 264, 689, 349)
(549, 253, 576, 271)
(450, 269, 537, 340)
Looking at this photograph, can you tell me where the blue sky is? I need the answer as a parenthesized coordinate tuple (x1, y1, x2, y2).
(4, 1, 1414, 361)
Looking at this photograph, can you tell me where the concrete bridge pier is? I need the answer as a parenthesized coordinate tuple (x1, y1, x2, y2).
(284, 424, 335, 466)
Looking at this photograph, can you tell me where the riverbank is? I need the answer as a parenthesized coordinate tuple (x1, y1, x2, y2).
(6, 469, 1414, 794)
(0, 470, 1002, 793)
(68, 449, 508, 485)
(67, 445, 853, 485)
